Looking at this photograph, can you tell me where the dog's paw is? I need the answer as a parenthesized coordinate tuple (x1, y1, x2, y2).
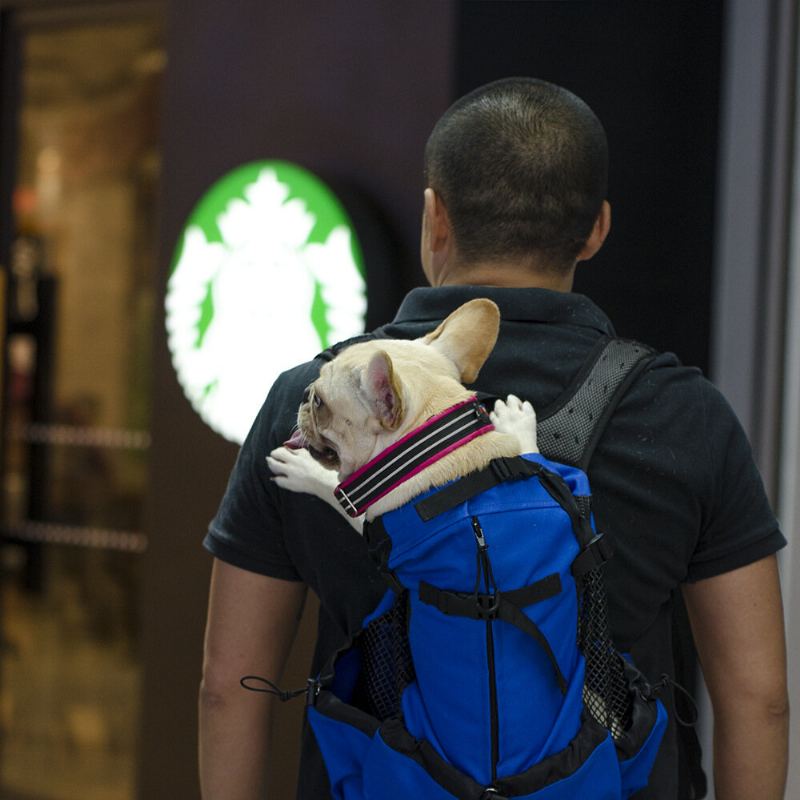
(267, 446, 339, 499)
(490, 395, 538, 453)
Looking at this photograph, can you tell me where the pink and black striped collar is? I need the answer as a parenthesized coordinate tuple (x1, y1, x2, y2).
(333, 396, 494, 518)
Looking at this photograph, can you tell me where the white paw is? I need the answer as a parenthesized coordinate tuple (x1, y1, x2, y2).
(267, 446, 339, 499)
(490, 394, 538, 454)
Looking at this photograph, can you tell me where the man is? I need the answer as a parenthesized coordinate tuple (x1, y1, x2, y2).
(199, 78, 788, 799)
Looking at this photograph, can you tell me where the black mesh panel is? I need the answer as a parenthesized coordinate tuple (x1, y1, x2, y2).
(574, 496, 633, 739)
(356, 592, 415, 721)
(578, 564, 633, 739)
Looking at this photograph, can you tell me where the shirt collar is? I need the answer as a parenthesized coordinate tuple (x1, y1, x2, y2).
(392, 286, 616, 337)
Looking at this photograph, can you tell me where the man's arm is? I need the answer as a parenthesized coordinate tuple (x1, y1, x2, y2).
(682, 554, 788, 799)
(199, 558, 307, 800)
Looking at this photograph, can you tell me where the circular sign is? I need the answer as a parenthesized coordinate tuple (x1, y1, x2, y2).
(165, 161, 367, 443)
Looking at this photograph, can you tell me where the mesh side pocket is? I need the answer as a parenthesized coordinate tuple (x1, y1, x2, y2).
(579, 563, 633, 740)
(358, 591, 415, 721)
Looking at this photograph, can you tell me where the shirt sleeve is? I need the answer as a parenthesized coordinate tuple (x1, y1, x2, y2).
(203, 361, 320, 580)
(686, 380, 786, 582)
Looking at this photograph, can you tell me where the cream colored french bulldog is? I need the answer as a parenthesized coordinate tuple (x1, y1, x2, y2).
(267, 298, 537, 530)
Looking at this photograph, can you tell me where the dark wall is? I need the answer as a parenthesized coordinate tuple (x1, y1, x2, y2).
(138, 2, 455, 797)
(458, 0, 725, 373)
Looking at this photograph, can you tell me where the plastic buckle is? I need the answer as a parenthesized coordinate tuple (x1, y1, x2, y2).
(475, 592, 501, 619)
(481, 788, 507, 799)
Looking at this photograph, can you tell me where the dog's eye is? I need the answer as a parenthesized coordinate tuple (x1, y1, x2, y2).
(313, 394, 323, 409)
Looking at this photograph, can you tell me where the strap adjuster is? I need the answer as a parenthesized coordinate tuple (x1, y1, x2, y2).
(490, 458, 513, 482)
(475, 591, 501, 619)
(571, 532, 613, 577)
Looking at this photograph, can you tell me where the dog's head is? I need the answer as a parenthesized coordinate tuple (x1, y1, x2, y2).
(288, 298, 500, 478)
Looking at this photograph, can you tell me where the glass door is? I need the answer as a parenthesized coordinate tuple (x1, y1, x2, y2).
(0, 6, 164, 798)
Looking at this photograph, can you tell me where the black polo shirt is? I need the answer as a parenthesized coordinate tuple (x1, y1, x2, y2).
(205, 286, 784, 800)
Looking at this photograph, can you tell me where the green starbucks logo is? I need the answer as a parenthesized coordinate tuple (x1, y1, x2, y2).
(166, 161, 366, 443)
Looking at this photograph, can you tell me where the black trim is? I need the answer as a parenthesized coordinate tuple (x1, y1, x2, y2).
(378, 718, 487, 799)
(314, 689, 381, 738)
(493, 715, 610, 796)
(376, 711, 613, 799)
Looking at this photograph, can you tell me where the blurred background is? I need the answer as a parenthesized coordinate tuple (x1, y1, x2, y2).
(0, 1, 797, 798)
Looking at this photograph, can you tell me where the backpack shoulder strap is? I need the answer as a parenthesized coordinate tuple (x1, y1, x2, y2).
(537, 337, 656, 471)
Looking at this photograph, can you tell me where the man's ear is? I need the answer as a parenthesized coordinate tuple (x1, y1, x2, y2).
(422, 298, 500, 384)
(576, 200, 611, 262)
(363, 351, 404, 430)
(420, 188, 453, 285)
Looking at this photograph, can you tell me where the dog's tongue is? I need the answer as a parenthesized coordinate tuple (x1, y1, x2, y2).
(284, 430, 306, 450)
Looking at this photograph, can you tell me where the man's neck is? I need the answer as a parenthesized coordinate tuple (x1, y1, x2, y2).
(435, 259, 575, 291)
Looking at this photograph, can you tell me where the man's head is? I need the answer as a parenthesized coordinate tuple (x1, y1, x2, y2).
(421, 77, 610, 286)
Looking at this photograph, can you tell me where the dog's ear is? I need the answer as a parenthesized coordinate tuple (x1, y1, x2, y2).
(422, 298, 500, 383)
(363, 350, 404, 430)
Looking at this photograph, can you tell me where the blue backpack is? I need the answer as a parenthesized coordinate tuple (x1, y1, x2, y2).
(251, 338, 668, 798)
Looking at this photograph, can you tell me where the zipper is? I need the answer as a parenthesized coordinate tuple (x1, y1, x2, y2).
(472, 516, 500, 783)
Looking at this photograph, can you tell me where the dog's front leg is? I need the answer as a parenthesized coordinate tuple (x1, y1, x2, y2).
(490, 394, 538, 454)
(267, 447, 364, 534)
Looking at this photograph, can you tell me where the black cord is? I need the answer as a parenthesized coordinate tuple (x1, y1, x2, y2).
(653, 673, 699, 727)
(240, 675, 308, 702)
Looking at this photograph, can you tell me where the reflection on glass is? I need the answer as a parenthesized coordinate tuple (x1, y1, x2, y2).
(0, 13, 163, 800)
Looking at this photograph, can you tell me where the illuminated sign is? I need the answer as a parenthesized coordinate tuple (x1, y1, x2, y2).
(166, 161, 366, 443)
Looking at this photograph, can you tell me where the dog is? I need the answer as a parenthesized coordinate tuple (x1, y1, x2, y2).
(263, 299, 655, 790)
(266, 298, 538, 528)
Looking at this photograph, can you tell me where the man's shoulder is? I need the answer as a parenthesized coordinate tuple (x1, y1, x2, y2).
(270, 329, 394, 392)
(267, 358, 324, 405)
(634, 348, 718, 403)
(610, 345, 744, 457)
(256, 330, 394, 443)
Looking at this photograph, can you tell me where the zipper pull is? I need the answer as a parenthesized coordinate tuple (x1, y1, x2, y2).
(472, 516, 488, 551)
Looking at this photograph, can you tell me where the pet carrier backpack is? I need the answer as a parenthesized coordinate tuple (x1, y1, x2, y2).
(249, 337, 668, 799)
